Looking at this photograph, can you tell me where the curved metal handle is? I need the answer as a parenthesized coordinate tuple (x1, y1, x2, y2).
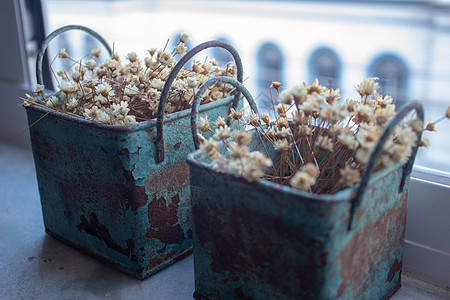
(190, 76, 259, 149)
(348, 101, 424, 230)
(155, 40, 244, 163)
(36, 25, 113, 86)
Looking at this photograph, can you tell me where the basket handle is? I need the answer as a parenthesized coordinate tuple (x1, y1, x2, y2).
(36, 25, 113, 86)
(348, 101, 424, 230)
(155, 40, 244, 163)
(190, 76, 259, 149)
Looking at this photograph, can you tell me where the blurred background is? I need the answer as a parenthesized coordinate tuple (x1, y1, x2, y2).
(5, 0, 450, 172)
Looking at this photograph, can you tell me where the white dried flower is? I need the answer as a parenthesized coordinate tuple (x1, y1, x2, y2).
(66, 98, 78, 111)
(338, 131, 358, 150)
(96, 110, 111, 124)
(279, 90, 293, 105)
(111, 101, 130, 119)
(200, 138, 218, 159)
(356, 77, 379, 97)
(175, 42, 188, 56)
(227, 142, 249, 159)
(290, 171, 313, 191)
(291, 85, 307, 103)
(214, 116, 227, 128)
(419, 136, 430, 148)
(148, 48, 157, 57)
(356, 148, 371, 165)
(97, 95, 109, 105)
(158, 51, 173, 66)
(23, 93, 35, 106)
(228, 108, 244, 121)
(276, 127, 291, 138)
(124, 84, 139, 96)
(234, 131, 252, 146)
(338, 163, 361, 187)
(213, 125, 232, 141)
(316, 135, 334, 152)
(33, 84, 45, 94)
(408, 118, 424, 133)
(57, 48, 69, 58)
(243, 111, 259, 127)
(151, 78, 165, 90)
(46, 96, 59, 107)
(95, 83, 112, 97)
(180, 32, 191, 43)
(85, 59, 97, 70)
(298, 125, 312, 136)
(123, 115, 137, 125)
(324, 88, 341, 104)
(126, 52, 138, 62)
(90, 48, 101, 58)
(59, 81, 78, 93)
(186, 77, 198, 89)
(198, 116, 210, 132)
(273, 139, 290, 153)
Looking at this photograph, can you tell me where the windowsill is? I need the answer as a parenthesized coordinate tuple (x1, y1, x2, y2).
(0, 140, 448, 299)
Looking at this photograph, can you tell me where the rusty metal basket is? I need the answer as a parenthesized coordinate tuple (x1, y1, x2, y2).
(25, 25, 244, 279)
(187, 77, 423, 299)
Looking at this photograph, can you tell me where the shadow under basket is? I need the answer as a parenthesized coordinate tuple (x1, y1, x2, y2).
(25, 96, 237, 279)
(187, 127, 419, 299)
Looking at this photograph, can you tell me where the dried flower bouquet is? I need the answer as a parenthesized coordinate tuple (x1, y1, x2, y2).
(23, 32, 238, 126)
(196, 77, 449, 194)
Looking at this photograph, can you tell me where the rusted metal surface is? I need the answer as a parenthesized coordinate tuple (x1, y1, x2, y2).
(187, 98, 423, 298)
(27, 26, 244, 279)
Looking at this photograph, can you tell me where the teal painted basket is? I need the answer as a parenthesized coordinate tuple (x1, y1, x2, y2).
(186, 77, 423, 299)
(26, 25, 244, 279)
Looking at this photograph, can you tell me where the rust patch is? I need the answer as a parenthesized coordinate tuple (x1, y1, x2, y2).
(337, 199, 407, 298)
(117, 148, 130, 158)
(387, 258, 402, 283)
(77, 213, 135, 259)
(337, 282, 346, 298)
(145, 194, 185, 244)
(123, 169, 148, 214)
(174, 142, 181, 150)
(145, 162, 189, 195)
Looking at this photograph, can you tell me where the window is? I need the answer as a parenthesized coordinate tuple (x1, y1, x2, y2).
(255, 42, 284, 114)
(369, 54, 408, 109)
(3, 0, 449, 290)
(308, 47, 341, 89)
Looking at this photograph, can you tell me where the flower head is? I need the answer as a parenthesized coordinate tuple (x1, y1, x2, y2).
(175, 42, 187, 56)
(213, 125, 232, 141)
(273, 139, 290, 153)
(57, 48, 69, 58)
(290, 171, 313, 191)
(356, 77, 379, 97)
(46, 96, 59, 107)
(197, 116, 210, 132)
(91, 48, 101, 58)
(33, 84, 45, 94)
(126, 52, 138, 62)
(228, 107, 244, 121)
(180, 32, 191, 43)
(338, 163, 361, 187)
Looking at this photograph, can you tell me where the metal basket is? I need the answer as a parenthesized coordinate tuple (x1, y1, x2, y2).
(25, 25, 244, 279)
(187, 77, 423, 299)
